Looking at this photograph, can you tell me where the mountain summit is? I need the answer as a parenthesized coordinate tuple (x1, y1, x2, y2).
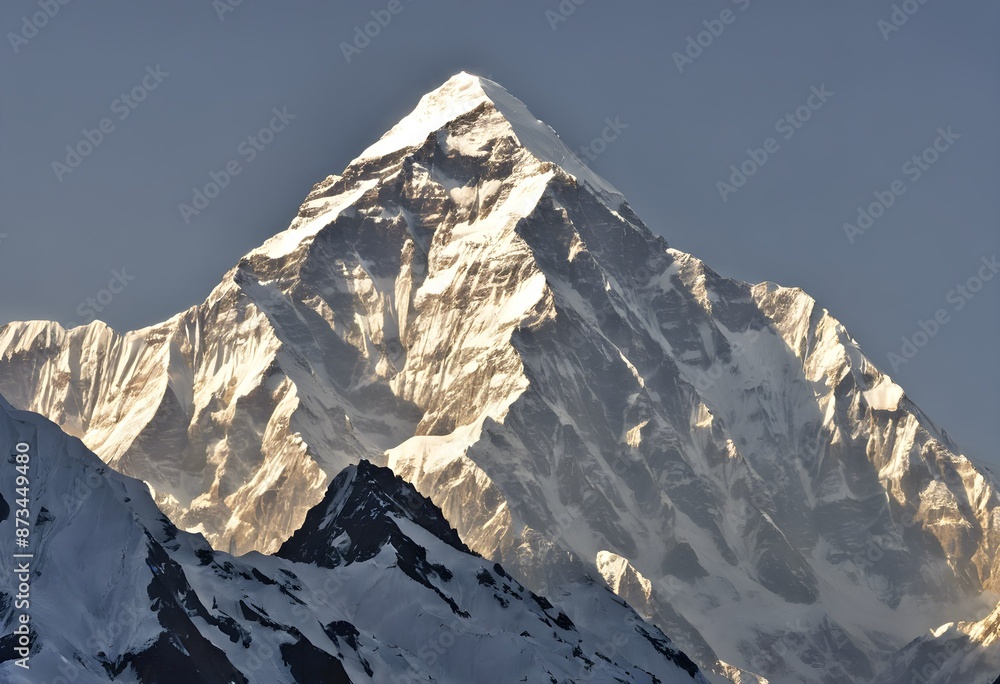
(2, 72, 998, 682)
(356, 71, 622, 198)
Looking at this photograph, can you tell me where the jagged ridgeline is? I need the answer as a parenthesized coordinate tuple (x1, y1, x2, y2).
(1, 73, 998, 683)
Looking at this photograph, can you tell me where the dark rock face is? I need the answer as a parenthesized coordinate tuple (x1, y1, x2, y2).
(277, 461, 478, 617)
(278, 459, 471, 567)
(279, 638, 352, 684)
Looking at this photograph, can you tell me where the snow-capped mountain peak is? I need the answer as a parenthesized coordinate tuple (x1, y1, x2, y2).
(2, 72, 998, 683)
(358, 71, 622, 201)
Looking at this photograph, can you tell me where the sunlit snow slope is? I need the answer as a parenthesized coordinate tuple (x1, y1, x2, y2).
(1, 72, 998, 683)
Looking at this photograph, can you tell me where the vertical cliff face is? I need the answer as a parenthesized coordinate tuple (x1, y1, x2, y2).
(1, 72, 997, 682)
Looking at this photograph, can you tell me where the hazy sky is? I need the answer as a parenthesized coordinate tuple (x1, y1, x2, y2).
(1, 1, 996, 464)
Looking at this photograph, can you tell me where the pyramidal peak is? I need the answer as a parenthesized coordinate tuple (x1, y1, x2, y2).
(357, 71, 494, 160)
(8, 67, 1000, 683)
(359, 71, 623, 200)
(248, 71, 627, 261)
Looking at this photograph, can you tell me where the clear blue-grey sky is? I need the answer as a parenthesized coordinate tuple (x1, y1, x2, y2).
(1, 1, 996, 464)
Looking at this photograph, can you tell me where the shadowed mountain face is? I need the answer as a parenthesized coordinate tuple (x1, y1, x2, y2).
(0, 394, 706, 683)
(278, 459, 472, 565)
(0, 72, 998, 682)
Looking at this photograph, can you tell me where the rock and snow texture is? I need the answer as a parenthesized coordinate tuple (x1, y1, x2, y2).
(1, 71, 999, 682)
(870, 599, 1000, 684)
(0, 394, 706, 683)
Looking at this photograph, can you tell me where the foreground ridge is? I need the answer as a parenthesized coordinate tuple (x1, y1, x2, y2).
(0, 394, 707, 683)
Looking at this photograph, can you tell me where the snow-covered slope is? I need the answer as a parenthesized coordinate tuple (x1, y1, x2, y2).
(0, 394, 706, 683)
(1, 72, 998, 682)
(869, 598, 1000, 683)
